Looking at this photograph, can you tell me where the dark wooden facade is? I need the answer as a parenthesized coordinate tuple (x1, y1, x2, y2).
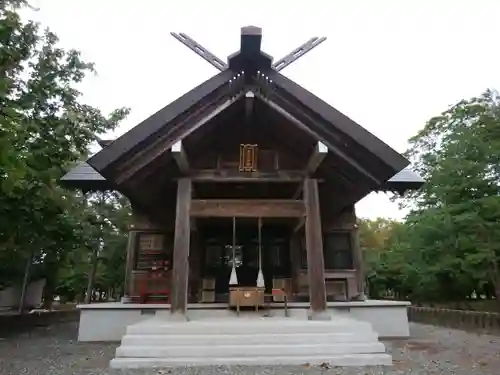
(61, 26, 424, 318)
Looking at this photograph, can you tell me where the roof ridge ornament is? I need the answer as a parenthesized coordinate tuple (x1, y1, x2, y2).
(170, 27, 326, 73)
(170, 32, 228, 71)
(272, 36, 327, 72)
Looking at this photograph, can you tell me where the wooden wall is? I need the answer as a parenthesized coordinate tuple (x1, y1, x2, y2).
(292, 204, 361, 301)
(323, 205, 360, 300)
(129, 206, 170, 300)
(127, 197, 362, 303)
(128, 206, 203, 302)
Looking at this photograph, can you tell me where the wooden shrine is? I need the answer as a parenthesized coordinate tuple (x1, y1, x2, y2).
(61, 26, 424, 320)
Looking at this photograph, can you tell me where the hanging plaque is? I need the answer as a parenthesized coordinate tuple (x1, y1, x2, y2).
(239, 144, 258, 172)
(139, 233, 164, 251)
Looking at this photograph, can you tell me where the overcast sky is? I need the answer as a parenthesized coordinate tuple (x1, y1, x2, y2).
(26, 0, 500, 220)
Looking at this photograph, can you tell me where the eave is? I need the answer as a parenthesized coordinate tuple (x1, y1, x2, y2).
(60, 162, 111, 192)
(60, 161, 424, 196)
(377, 168, 425, 194)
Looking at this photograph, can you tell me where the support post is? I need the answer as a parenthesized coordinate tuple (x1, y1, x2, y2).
(305, 141, 328, 174)
(121, 229, 137, 303)
(170, 178, 192, 317)
(303, 178, 329, 319)
(289, 233, 302, 298)
(172, 141, 190, 174)
(351, 206, 366, 300)
(188, 230, 202, 303)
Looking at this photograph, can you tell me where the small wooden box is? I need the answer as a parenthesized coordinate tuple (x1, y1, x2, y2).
(229, 287, 264, 309)
(200, 278, 216, 303)
(326, 279, 348, 300)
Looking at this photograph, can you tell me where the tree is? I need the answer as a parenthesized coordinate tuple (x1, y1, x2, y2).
(55, 193, 131, 303)
(358, 218, 415, 299)
(363, 90, 500, 304)
(364, 90, 500, 303)
(0, 1, 129, 310)
(404, 90, 500, 299)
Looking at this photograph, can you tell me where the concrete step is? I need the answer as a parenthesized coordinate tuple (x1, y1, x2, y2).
(121, 331, 380, 346)
(112, 317, 392, 369)
(110, 353, 393, 368)
(126, 318, 374, 336)
(116, 342, 386, 358)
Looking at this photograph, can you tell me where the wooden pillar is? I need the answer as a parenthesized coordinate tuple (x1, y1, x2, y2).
(351, 206, 366, 300)
(122, 229, 137, 303)
(170, 178, 192, 316)
(189, 230, 202, 303)
(289, 233, 301, 298)
(303, 178, 329, 319)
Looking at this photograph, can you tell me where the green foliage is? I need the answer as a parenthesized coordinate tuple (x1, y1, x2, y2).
(0, 2, 130, 304)
(366, 89, 500, 303)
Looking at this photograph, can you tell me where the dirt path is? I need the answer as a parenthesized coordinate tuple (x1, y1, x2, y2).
(0, 322, 499, 374)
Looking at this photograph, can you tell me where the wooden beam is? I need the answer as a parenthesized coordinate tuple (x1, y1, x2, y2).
(303, 178, 328, 319)
(306, 141, 328, 174)
(172, 141, 190, 174)
(189, 169, 307, 182)
(170, 178, 192, 317)
(190, 199, 304, 218)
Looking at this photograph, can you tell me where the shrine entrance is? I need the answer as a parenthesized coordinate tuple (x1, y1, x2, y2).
(198, 217, 292, 303)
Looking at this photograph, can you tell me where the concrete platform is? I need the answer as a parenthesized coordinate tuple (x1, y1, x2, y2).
(110, 317, 392, 368)
(78, 300, 410, 342)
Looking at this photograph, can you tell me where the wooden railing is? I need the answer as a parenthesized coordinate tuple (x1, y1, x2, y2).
(408, 306, 500, 334)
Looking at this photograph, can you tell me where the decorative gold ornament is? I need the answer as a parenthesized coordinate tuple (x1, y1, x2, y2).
(239, 144, 258, 172)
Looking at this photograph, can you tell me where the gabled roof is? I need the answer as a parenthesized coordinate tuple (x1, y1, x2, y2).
(261, 71, 408, 176)
(88, 69, 236, 173)
(86, 27, 411, 190)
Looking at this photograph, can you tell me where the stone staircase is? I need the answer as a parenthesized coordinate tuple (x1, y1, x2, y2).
(110, 316, 392, 368)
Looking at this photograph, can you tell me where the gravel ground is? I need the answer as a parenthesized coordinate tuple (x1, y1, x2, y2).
(0, 322, 499, 375)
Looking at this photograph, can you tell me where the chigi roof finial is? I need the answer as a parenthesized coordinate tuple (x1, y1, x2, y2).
(170, 27, 326, 73)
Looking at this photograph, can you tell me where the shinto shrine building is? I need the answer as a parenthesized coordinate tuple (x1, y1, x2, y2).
(61, 26, 423, 368)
